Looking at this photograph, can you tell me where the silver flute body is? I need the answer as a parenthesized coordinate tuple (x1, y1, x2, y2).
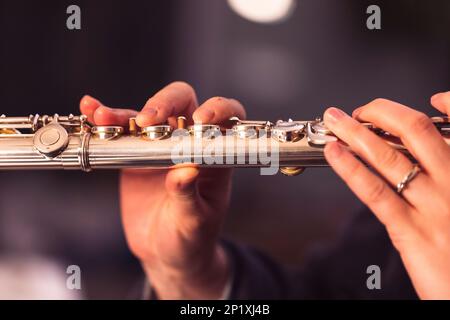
(0, 114, 448, 175)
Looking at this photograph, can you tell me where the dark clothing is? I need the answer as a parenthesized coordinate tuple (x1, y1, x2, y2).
(223, 208, 418, 299)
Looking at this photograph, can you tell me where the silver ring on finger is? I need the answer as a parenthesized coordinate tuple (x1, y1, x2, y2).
(396, 164, 422, 194)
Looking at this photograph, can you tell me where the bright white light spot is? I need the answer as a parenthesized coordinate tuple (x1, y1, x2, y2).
(227, 0, 296, 24)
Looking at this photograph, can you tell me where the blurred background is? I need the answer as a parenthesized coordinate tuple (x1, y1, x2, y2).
(0, 0, 449, 299)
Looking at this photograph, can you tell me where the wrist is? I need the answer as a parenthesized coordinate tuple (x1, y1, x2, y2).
(143, 244, 230, 299)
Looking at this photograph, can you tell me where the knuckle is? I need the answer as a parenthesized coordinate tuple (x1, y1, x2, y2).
(171, 81, 194, 93)
(211, 96, 226, 103)
(206, 96, 227, 106)
(149, 104, 166, 114)
(347, 156, 363, 176)
(153, 104, 163, 112)
(371, 98, 390, 107)
(376, 147, 402, 169)
(167, 81, 197, 102)
(368, 98, 396, 111)
(366, 180, 389, 204)
(408, 112, 434, 134)
(372, 98, 388, 105)
(385, 225, 409, 252)
(142, 103, 169, 119)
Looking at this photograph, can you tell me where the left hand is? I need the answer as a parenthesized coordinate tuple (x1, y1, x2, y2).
(79, 82, 245, 299)
(323, 92, 450, 299)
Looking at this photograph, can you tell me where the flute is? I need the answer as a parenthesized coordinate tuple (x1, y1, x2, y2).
(0, 113, 448, 176)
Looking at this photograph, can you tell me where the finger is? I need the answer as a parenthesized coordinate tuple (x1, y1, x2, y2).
(191, 97, 244, 210)
(93, 106, 138, 126)
(80, 95, 101, 123)
(165, 167, 206, 230)
(324, 141, 411, 231)
(431, 91, 450, 115)
(193, 97, 246, 125)
(352, 99, 450, 178)
(324, 107, 430, 204)
(80, 95, 138, 126)
(136, 81, 198, 127)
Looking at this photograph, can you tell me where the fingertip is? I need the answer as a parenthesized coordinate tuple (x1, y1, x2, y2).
(431, 92, 443, 104)
(352, 107, 362, 119)
(324, 107, 347, 125)
(80, 95, 100, 109)
(136, 109, 157, 127)
(165, 167, 200, 195)
(323, 107, 335, 119)
(80, 95, 102, 124)
(80, 94, 92, 104)
(195, 97, 246, 125)
(430, 91, 450, 114)
(193, 109, 214, 123)
(230, 98, 247, 120)
(93, 105, 116, 125)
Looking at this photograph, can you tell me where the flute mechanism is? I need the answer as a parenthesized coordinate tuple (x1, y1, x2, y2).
(0, 113, 448, 176)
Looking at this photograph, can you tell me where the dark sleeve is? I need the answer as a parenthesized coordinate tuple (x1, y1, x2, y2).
(222, 208, 418, 299)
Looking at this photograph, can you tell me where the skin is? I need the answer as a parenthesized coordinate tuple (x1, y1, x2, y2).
(80, 83, 450, 299)
(323, 94, 450, 299)
(80, 82, 245, 299)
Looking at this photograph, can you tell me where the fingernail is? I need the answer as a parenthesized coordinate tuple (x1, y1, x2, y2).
(325, 107, 347, 124)
(193, 109, 214, 123)
(325, 142, 342, 158)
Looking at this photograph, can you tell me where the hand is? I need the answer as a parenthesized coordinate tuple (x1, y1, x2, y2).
(79, 82, 246, 299)
(323, 93, 450, 299)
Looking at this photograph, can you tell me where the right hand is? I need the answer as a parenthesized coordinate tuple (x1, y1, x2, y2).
(79, 82, 246, 299)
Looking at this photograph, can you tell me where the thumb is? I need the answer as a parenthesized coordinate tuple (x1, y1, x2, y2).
(165, 166, 201, 208)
